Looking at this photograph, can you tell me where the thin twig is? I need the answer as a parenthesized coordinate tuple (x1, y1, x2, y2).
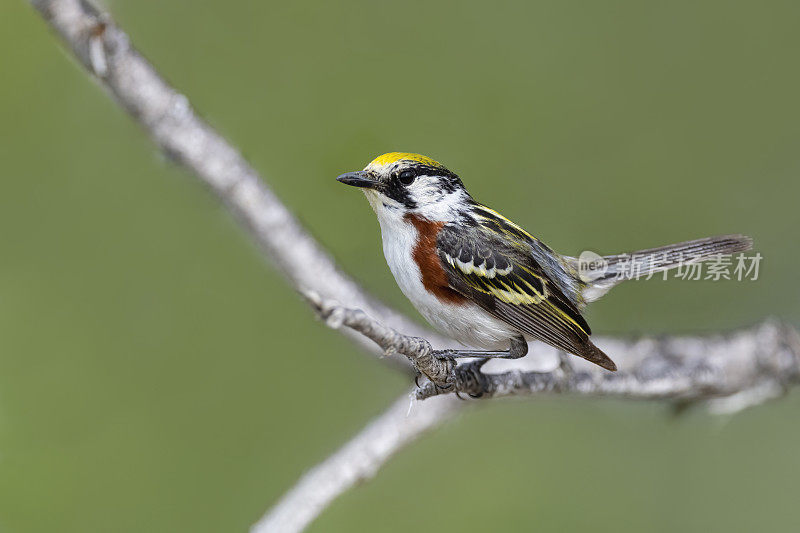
(250, 394, 463, 533)
(304, 291, 457, 389)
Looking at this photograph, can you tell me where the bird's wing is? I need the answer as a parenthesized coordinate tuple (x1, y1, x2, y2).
(436, 221, 616, 371)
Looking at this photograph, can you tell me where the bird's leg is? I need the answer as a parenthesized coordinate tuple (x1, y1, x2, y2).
(433, 336, 528, 360)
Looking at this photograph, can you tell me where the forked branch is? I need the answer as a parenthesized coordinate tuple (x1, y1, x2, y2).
(263, 296, 799, 533)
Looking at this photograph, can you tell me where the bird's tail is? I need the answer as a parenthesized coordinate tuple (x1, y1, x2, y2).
(575, 234, 753, 304)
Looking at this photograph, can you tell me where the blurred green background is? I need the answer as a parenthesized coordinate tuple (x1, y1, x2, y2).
(1, 0, 799, 531)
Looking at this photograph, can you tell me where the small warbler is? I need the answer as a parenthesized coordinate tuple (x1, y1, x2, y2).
(337, 152, 752, 371)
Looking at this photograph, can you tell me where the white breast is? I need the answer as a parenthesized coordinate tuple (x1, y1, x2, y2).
(370, 199, 518, 350)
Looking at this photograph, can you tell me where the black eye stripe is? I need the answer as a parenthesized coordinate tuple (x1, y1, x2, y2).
(379, 161, 467, 208)
(391, 163, 462, 186)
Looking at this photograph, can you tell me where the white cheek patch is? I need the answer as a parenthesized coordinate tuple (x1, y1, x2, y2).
(409, 181, 470, 221)
(408, 181, 443, 205)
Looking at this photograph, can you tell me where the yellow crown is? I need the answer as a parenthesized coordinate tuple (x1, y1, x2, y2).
(366, 152, 444, 170)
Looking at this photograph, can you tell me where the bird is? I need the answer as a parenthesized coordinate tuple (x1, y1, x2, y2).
(336, 152, 752, 371)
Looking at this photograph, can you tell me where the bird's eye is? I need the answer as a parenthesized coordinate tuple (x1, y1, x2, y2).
(398, 170, 416, 186)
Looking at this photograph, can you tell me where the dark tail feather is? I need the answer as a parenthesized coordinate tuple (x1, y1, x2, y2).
(582, 234, 753, 303)
(574, 340, 617, 371)
(604, 234, 753, 278)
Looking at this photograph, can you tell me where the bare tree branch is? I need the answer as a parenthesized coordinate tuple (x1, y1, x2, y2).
(307, 294, 800, 402)
(251, 394, 463, 533)
(257, 305, 799, 533)
(419, 319, 800, 401)
(304, 291, 458, 390)
(28, 2, 800, 533)
(287, 293, 799, 533)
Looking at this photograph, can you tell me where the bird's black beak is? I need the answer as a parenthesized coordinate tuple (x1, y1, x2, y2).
(336, 171, 378, 189)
